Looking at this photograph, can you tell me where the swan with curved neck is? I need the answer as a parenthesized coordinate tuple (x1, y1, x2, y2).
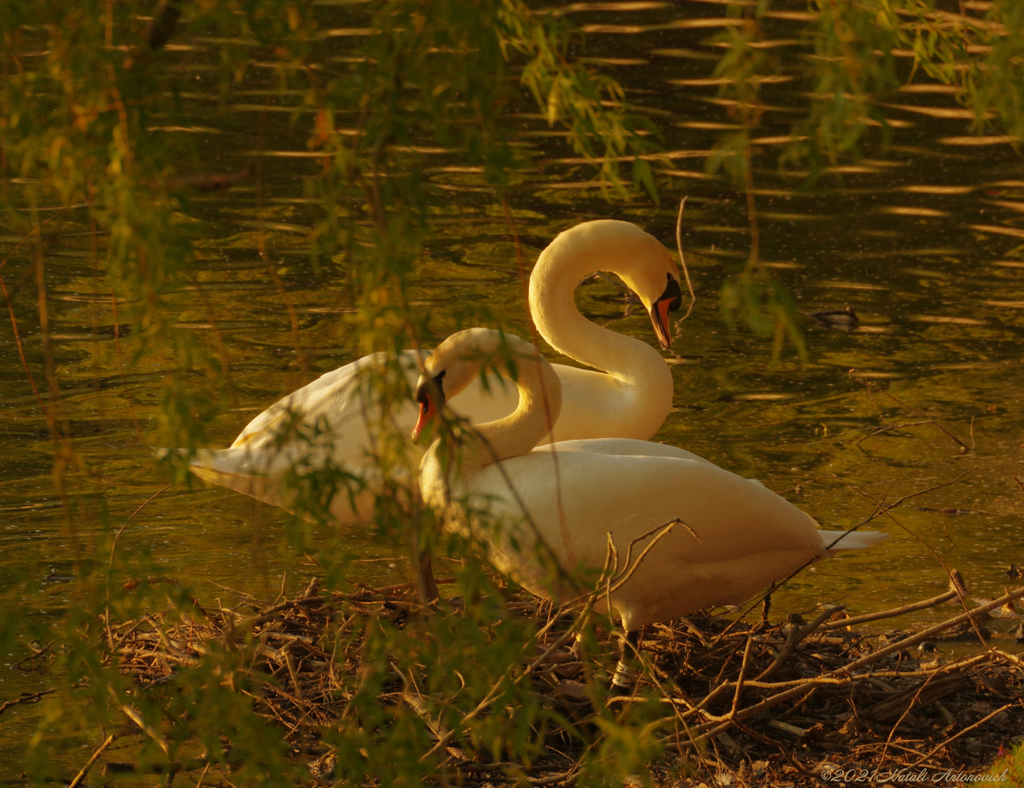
(528, 220, 680, 443)
(413, 328, 887, 691)
(184, 220, 683, 525)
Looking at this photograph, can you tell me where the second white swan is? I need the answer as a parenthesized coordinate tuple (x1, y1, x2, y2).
(185, 220, 684, 524)
(413, 328, 887, 691)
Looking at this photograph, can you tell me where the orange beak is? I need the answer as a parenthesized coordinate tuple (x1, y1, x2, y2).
(650, 275, 683, 350)
(651, 297, 674, 350)
(411, 398, 437, 442)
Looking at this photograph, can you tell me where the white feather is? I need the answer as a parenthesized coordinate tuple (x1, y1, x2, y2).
(418, 330, 887, 632)
(181, 221, 681, 524)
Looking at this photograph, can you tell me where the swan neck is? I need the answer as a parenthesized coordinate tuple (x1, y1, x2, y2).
(529, 232, 664, 386)
(470, 353, 562, 467)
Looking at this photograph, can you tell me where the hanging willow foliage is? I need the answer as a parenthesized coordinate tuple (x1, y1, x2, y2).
(1, 0, 1023, 782)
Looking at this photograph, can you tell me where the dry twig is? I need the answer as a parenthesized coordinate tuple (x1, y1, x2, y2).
(89, 573, 1024, 785)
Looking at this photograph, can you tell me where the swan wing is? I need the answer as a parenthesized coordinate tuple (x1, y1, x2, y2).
(230, 351, 425, 450)
(185, 353, 541, 524)
(818, 530, 889, 551)
(541, 437, 715, 462)
(461, 443, 863, 629)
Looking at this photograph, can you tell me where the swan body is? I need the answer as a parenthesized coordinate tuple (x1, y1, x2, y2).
(414, 329, 887, 633)
(185, 220, 683, 524)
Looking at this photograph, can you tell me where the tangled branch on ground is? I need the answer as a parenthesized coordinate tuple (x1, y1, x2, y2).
(88, 573, 1024, 786)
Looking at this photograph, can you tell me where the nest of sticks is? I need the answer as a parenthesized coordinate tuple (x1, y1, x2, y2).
(94, 571, 1024, 786)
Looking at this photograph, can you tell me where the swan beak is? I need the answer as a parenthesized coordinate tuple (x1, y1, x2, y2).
(411, 399, 437, 442)
(412, 370, 446, 442)
(651, 299, 674, 349)
(650, 276, 683, 350)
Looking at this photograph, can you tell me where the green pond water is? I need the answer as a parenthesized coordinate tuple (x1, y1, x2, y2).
(2, 0, 1024, 779)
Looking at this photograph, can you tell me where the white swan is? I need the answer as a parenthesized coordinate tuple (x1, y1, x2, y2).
(413, 328, 887, 691)
(185, 220, 684, 524)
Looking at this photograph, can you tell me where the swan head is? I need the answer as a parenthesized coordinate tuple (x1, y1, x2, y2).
(410, 328, 525, 442)
(623, 269, 683, 351)
(585, 223, 683, 350)
(412, 367, 447, 443)
(410, 328, 561, 446)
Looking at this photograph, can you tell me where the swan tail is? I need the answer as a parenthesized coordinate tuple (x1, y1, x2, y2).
(154, 447, 289, 507)
(819, 530, 888, 552)
(185, 448, 290, 508)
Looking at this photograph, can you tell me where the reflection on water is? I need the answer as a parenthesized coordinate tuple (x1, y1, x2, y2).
(2, 1, 1024, 762)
